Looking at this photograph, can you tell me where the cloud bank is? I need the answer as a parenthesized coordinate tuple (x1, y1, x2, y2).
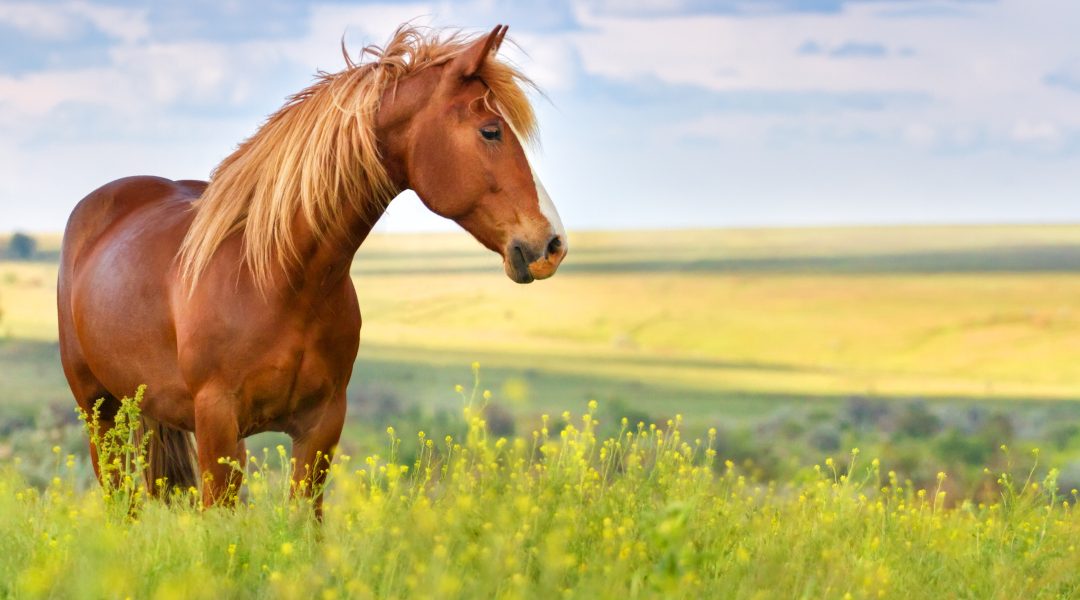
(2, 0, 1078, 231)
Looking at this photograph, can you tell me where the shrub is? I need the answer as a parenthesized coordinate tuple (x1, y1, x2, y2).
(7, 233, 36, 260)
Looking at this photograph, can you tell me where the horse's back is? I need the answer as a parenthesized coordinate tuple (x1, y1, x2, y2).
(60, 177, 202, 268)
(59, 175, 202, 324)
(58, 176, 205, 421)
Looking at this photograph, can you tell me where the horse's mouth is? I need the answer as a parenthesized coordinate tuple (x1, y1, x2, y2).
(508, 245, 534, 284)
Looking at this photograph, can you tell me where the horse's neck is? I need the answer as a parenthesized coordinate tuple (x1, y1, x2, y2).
(286, 202, 388, 295)
(281, 74, 424, 296)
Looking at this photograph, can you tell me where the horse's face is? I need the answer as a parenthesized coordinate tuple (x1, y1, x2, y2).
(404, 27, 566, 283)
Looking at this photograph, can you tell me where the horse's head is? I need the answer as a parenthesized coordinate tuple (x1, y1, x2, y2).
(384, 26, 566, 283)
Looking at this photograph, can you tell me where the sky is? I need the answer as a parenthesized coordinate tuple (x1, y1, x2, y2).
(0, 0, 1078, 233)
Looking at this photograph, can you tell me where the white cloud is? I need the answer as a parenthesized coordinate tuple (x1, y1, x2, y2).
(0, 68, 122, 118)
(0, 0, 574, 150)
(69, 1, 148, 43)
(0, 2, 81, 38)
(0, 4, 443, 139)
(902, 122, 937, 148)
(567, 0, 1080, 151)
(108, 42, 252, 105)
(0, 45, 266, 133)
(0, 1, 147, 42)
(1011, 120, 1061, 144)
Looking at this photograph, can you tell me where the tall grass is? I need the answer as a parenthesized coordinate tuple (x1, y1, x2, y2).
(1, 381, 1078, 599)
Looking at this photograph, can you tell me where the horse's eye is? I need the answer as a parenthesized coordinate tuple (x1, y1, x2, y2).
(480, 125, 502, 141)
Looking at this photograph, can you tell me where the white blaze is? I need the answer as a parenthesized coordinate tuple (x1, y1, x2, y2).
(530, 164, 565, 241)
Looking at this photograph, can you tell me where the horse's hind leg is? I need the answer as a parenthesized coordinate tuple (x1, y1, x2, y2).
(58, 259, 120, 487)
(64, 371, 121, 486)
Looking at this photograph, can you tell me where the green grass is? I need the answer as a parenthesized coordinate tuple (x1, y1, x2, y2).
(2, 396, 1078, 599)
(5, 225, 1080, 597)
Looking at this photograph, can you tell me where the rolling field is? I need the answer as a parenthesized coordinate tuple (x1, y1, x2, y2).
(3, 225, 1080, 597)
(5, 225, 1080, 419)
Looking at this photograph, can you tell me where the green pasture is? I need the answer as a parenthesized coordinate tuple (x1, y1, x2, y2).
(2, 397, 1078, 599)
(4, 225, 1080, 599)
(4, 225, 1080, 423)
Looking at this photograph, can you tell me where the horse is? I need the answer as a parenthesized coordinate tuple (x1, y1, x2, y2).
(56, 24, 567, 511)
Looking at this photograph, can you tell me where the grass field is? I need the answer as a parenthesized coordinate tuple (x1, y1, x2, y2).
(5, 225, 1080, 418)
(3, 225, 1080, 597)
(2, 394, 1079, 599)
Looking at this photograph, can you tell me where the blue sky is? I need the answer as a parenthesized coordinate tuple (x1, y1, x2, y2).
(1, 0, 1078, 233)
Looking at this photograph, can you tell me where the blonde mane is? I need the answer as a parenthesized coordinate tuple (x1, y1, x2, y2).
(178, 25, 538, 293)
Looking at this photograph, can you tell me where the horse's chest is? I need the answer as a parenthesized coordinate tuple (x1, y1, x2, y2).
(181, 280, 361, 435)
(213, 301, 357, 431)
(239, 342, 343, 434)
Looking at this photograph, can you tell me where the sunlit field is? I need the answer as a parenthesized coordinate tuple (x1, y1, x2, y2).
(6, 226, 1080, 415)
(3, 225, 1080, 598)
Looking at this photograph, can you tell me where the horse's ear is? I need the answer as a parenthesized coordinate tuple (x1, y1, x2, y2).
(453, 24, 508, 79)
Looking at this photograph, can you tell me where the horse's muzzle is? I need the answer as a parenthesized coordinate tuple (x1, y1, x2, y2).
(505, 234, 567, 284)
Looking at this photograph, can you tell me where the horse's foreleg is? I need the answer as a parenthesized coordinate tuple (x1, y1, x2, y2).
(193, 392, 242, 507)
(290, 393, 346, 517)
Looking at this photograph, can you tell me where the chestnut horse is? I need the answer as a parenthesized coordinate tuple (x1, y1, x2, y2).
(57, 24, 566, 509)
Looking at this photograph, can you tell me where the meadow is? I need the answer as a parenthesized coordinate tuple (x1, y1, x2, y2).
(7, 225, 1080, 414)
(2, 389, 1079, 599)
(2, 225, 1080, 597)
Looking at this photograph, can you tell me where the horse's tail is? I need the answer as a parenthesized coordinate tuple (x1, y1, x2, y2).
(141, 416, 200, 497)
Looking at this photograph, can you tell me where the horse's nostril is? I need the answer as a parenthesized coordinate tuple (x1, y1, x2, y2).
(546, 235, 563, 258)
